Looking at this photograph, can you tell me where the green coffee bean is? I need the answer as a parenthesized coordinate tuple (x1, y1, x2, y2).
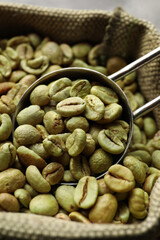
(0, 168, 25, 193)
(0, 143, 16, 171)
(89, 148, 113, 174)
(26, 165, 51, 193)
(16, 43, 34, 60)
(66, 129, 86, 157)
(55, 212, 71, 221)
(97, 179, 112, 196)
(106, 56, 127, 75)
(60, 43, 73, 65)
(98, 129, 124, 154)
(128, 188, 149, 219)
(74, 176, 98, 209)
(114, 202, 130, 224)
(42, 162, 64, 185)
(152, 150, 160, 169)
(143, 117, 158, 139)
(82, 134, 96, 156)
(88, 43, 103, 66)
(143, 173, 159, 194)
(84, 94, 105, 121)
(29, 194, 59, 216)
(43, 135, 66, 157)
(65, 116, 89, 132)
(24, 183, 38, 198)
(0, 95, 15, 114)
(90, 85, 118, 104)
(43, 111, 64, 134)
(70, 79, 91, 98)
(49, 77, 72, 101)
(29, 143, 50, 159)
(0, 193, 20, 212)
(104, 164, 135, 192)
(70, 155, 90, 180)
(123, 156, 147, 184)
(41, 41, 63, 64)
(69, 211, 91, 223)
(62, 170, 76, 182)
(128, 150, 151, 166)
(55, 185, 78, 212)
(6, 83, 28, 106)
(17, 146, 47, 170)
(57, 97, 86, 117)
(9, 70, 26, 83)
(14, 124, 41, 146)
(98, 103, 122, 124)
(20, 56, 49, 75)
(16, 105, 44, 126)
(89, 193, 118, 223)
(0, 113, 12, 141)
(0, 55, 12, 77)
(72, 43, 92, 60)
(30, 84, 50, 106)
(14, 188, 31, 208)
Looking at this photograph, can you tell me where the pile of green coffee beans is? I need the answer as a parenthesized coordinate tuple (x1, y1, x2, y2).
(0, 34, 159, 224)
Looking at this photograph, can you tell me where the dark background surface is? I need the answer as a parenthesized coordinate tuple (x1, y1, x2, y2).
(0, 0, 160, 32)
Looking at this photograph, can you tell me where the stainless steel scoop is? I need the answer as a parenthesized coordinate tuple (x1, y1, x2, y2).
(12, 47, 160, 185)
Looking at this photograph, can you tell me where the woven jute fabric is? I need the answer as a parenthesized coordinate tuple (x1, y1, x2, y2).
(103, 7, 160, 128)
(0, 3, 160, 240)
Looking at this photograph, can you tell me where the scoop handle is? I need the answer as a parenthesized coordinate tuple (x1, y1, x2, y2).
(132, 96, 160, 120)
(108, 47, 160, 81)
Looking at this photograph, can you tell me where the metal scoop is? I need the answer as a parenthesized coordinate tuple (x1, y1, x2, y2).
(12, 47, 160, 185)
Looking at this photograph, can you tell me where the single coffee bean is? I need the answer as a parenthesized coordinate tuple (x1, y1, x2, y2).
(49, 77, 72, 101)
(56, 97, 86, 117)
(29, 194, 59, 216)
(0, 193, 20, 212)
(98, 129, 124, 154)
(90, 85, 119, 104)
(65, 116, 89, 132)
(69, 211, 91, 223)
(114, 202, 130, 224)
(66, 128, 86, 157)
(0, 143, 16, 171)
(70, 79, 91, 98)
(14, 124, 41, 146)
(17, 146, 47, 170)
(42, 162, 64, 185)
(84, 94, 105, 121)
(14, 188, 31, 208)
(128, 188, 149, 219)
(26, 165, 51, 193)
(55, 185, 78, 213)
(143, 173, 159, 194)
(0, 168, 25, 193)
(152, 150, 160, 169)
(70, 155, 90, 180)
(43, 135, 66, 157)
(89, 148, 113, 174)
(89, 193, 118, 223)
(30, 84, 50, 106)
(43, 111, 64, 134)
(123, 155, 147, 184)
(104, 164, 135, 192)
(16, 105, 44, 126)
(74, 176, 98, 209)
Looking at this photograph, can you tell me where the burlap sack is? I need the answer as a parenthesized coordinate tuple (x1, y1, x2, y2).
(0, 3, 159, 240)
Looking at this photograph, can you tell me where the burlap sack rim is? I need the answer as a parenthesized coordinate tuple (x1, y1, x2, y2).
(0, 3, 160, 239)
